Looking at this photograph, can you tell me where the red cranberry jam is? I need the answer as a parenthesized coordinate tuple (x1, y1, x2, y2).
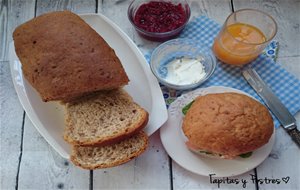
(133, 1, 188, 33)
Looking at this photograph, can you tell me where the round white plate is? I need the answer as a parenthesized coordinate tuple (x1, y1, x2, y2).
(160, 86, 275, 177)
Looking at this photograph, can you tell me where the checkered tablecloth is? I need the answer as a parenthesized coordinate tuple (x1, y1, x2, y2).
(145, 16, 300, 128)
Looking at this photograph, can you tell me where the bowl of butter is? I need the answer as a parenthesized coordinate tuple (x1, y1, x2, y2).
(150, 38, 216, 90)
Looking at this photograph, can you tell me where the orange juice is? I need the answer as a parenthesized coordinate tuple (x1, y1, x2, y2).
(213, 23, 267, 65)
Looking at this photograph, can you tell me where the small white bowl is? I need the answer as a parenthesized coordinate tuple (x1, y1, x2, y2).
(150, 38, 217, 90)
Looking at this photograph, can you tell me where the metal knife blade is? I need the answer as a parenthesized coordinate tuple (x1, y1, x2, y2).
(242, 68, 300, 148)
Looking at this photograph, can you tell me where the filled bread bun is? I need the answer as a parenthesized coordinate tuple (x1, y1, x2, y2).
(182, 92, 274, 159)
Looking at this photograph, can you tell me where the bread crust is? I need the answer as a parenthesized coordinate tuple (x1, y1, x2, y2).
(70, 131, 148, 169)
(13, 11, 129, 102)
(182, 93, 274, 158)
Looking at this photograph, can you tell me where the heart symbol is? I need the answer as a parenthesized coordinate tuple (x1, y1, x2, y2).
(282, 176, 290, 184)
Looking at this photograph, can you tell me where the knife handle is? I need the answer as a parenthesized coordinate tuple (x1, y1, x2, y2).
(286, 126, 300, 148)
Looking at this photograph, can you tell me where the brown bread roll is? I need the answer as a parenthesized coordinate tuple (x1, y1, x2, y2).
(182, 92, 274, 159)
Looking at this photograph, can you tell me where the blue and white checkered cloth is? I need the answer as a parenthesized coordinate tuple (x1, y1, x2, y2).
(146, 16, 300, 128)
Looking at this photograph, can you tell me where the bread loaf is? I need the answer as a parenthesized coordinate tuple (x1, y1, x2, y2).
(13, 11, 149, 169)
(13, 11, 129, 102)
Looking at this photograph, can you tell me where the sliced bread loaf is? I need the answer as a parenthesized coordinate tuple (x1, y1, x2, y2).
(13, 11, 129, 102)
(70, 131, 148, 169)
(63, 89, 148, 146)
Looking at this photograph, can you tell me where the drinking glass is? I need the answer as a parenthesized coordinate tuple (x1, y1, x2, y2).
(212, 9, 277, 66)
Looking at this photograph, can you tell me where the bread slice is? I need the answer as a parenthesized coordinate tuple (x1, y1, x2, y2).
(70, 131, 148, 169)
(13, 11, 129, 102)
(63, 89, 148, 146)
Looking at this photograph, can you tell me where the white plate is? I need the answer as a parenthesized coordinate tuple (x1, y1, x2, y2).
(160, 86, 275, 177)
(9, 13, 168, 159)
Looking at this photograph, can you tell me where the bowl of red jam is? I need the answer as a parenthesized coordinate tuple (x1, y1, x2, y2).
(128, 0, 191, 41)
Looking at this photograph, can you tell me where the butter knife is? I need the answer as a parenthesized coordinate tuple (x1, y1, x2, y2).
(242, 68, 300, 148)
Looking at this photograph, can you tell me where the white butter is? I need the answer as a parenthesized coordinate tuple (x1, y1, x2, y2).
(164, 57, 206, 85)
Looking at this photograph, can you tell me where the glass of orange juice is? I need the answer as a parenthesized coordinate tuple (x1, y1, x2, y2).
(212, 9, 277, 66)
